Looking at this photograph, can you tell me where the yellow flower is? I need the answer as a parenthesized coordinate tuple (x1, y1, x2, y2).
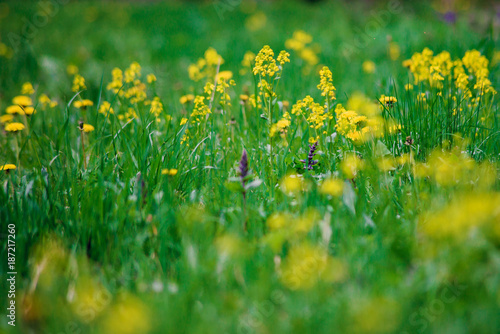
(6, 105, 24, 115)
(245, 11, 267, 32)
(404, 83, 413, 91)
(67, 64, 79, 75)
(317, 66, 336, 100)
(280, 243, 347, 290)
(80, 124, 94, 133)
(215, 70, 233, 82)
(266, 212, 293, 231)
(146, 73, 157, 83)
(319, 178, 344, 197)
(280, 174, 304, 195)
(102, 294, 150, 334)
(12, 95, 32, 107)
(38, 94, 58, 109)
(180, 118, 188, 126)
(21, 82, 35, 95)
(74, 99, 94, 109)
(162, 168, 178, 176)
(98, 101, 114, 116)
(149, 97, 163, 117)
(379, 95, 397, 106)
(362, 60, 376, 74)
(0, 114, 13, 123)
(180, 94, 194, 105)
(23, 106, 36, 116)
(5, 122, 25, 132)
(0, 164, 16, 171)
(341, 154, 364, 179)
(419, 193, 500, 239)
(388, 42, 400, 60)
(72, 74, 86, 92)
(239, 94, 249, 102)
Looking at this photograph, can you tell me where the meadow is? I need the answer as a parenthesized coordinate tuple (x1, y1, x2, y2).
(1, 0, 500, 333)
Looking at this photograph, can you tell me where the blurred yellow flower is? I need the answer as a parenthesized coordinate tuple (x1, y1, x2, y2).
(98, 101, 114, 116)
(215, 70, 233, 82)
(388, 42, 400, 60)
(13, 95, 32, 107)
(280, 243, 347, 290)
(81, 124, 94, 133)
(146, 73, 157, 83)
(72, 74, 86, 92)
(319, 178, 344, 197)
(161, 168, 178, 176)
(245, 11, 267, 32)
(67, 64, 79, 75)
(280, 174, 303, 195)
(21, 82, 35, 95)
(419, 193, 500, 239)
(266, 212, 293, 231)
(341, 154, 364, 179)
(5, 122, 25, 132)
(102, 295, 150, 334)
(6, 105, 24, 115)
(180, 94, 194, 105)
(0, 164, 16, 171)
(362, 60, 376, 74)
(0, 114, 13, 123)
(74, 99, 94, 109)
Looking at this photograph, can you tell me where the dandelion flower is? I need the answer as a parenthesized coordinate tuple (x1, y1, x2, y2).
(12, 95, 33, 107)
(21, 82, 35, 95)
(6, 105, 24, 115)
(74, 99, 94, 109)
(162, 169, 178, 176)
(0, 114, 13, 123)
(5, 122, 25, 132)
(0, 164, 16, 171)
(23, 106, 36, 116)
(80, 123, 94, 133)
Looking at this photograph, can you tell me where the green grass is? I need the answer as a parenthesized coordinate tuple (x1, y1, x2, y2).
(1, 1, 500, 333)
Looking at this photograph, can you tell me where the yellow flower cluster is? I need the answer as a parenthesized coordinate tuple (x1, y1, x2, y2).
(285, 30, 319, 67)
(72, 74, 86, 92)
(317, 66, 336, 101)
(21, 82, 35, 95)
(403, 48, 496, 95)
(291, 96, 332, 130)
(190, 95, 211, 123)
(188, 47, 224, 82)
(419, 192, 500, 240)
(334, 104, 369, 142)
(270, 112, 291, 138)
(413, 146, 496, 188)
(106, 62, 149, 104)
(149, 97, 163, 117)
(74, 99, 94, 109)
(253, 45, 289, 77)
(38, 94, 58, 109)
(5, 122, 25, 132)
(98, 101, 114, 116)
(280, 243, 346, 290)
